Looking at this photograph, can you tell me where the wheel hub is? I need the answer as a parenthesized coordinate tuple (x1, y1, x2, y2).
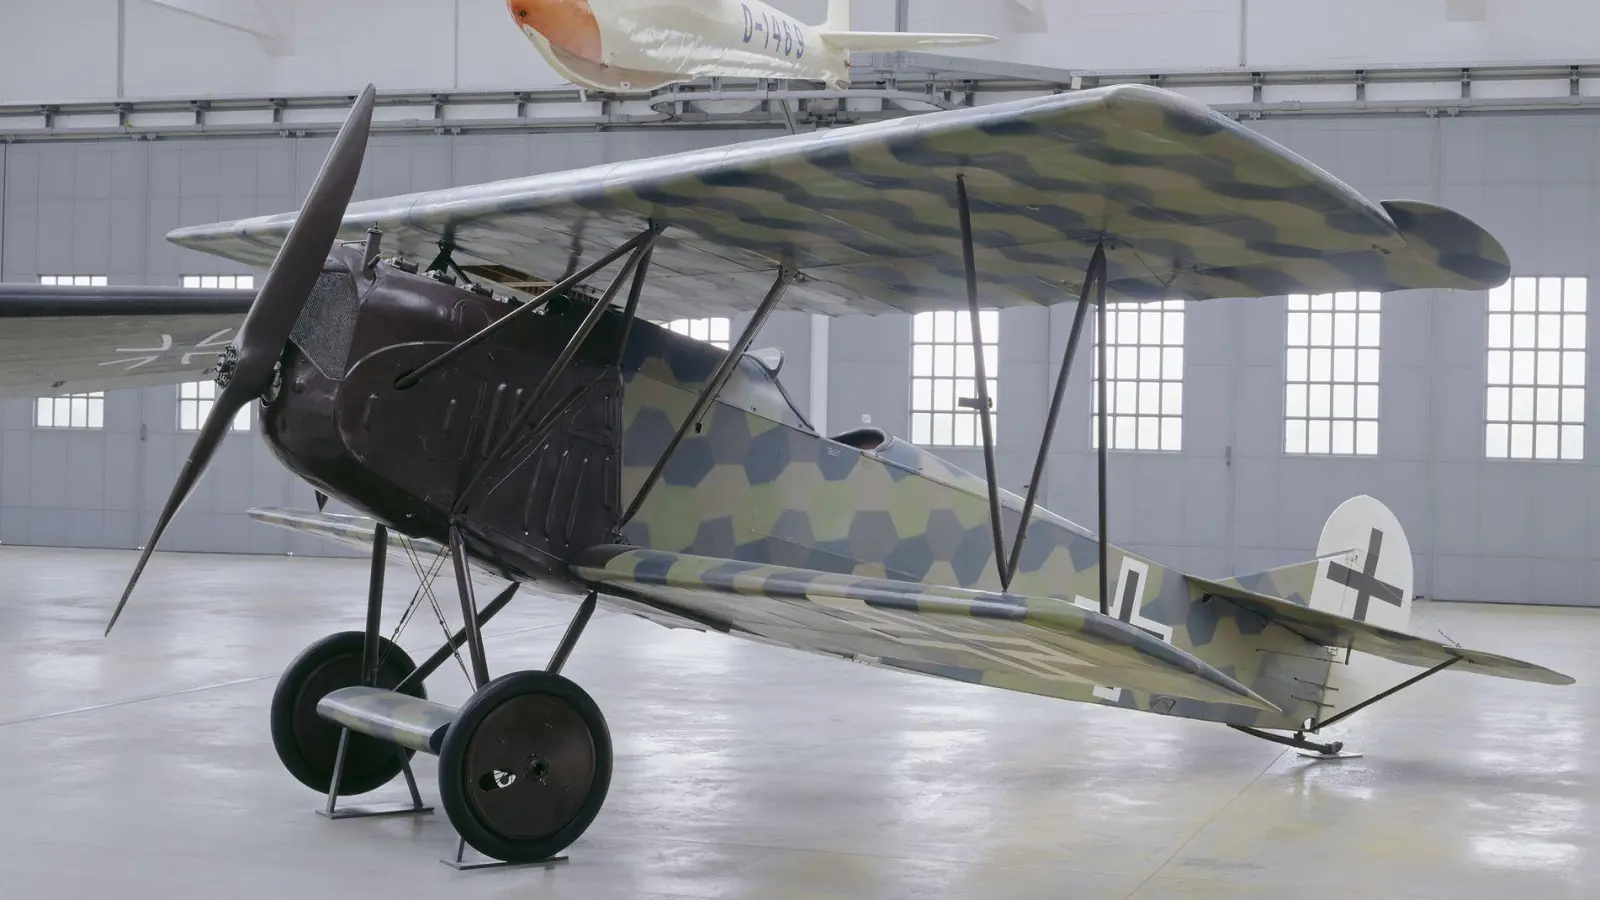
(525, 755, 551, 785)
(461, 694, 597, 840)
(436, 670, 612, 863)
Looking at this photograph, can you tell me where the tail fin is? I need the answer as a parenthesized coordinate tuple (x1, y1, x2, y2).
(1224, 494, 1415, 632)
(824, 0, 850, 30)
(1225, 495, 1422, 724)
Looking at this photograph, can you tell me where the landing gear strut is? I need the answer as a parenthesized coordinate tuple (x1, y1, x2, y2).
(1229, 657, 1463, 759)
(267, 511, 614, 866)
(269, 629, 428, 797)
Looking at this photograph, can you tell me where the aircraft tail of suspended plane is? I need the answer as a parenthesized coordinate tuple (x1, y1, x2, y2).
(506, 0, 999, 93)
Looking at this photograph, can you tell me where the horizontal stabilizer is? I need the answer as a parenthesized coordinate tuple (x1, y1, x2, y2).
(574, 546, 1278, 711)
(1188, 574, 1574, 686)
(818, 31, 998, 51)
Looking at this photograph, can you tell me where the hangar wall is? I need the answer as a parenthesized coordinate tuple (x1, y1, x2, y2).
(2, 112, 1600, 605)
(3, 0, 1594, 103)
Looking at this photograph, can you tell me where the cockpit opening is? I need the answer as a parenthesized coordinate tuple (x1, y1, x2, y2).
(829, 427, 888, 451)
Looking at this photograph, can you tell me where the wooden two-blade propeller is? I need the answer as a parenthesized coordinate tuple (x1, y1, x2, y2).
(105, 84, 378, 636)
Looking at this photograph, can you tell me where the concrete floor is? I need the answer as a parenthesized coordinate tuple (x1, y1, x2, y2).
(0, 546, 1597, 899)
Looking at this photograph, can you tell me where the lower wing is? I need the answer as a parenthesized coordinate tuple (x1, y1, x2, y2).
(572, 545, 1278, 711)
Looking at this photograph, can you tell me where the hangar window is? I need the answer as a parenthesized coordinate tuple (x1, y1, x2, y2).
(1286, 292, 1381, 455)
(911, 309, 999, 447)
(664, 318, 730, 349)
(178, 381, 250, 432)
(35, 392, 104, 429)
(1094, 300, 1184, 451)
(182, 275, 255, 290)
(38, 275, 107, 287)
(1486, 277, 1585, 461)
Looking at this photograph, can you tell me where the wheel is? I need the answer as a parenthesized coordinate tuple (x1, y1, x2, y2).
(437, 671, 612, 863)
(270, 631, 426, 796)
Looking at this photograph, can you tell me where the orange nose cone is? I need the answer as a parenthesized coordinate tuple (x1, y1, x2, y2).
(507, 0, 603, 64)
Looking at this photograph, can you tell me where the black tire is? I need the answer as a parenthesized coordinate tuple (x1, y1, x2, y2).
(437, 671, 612, 863)
(269, 631, 426, 796)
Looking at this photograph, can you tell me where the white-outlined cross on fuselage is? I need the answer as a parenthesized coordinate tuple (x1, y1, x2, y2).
(1073, 557, 1172, 702)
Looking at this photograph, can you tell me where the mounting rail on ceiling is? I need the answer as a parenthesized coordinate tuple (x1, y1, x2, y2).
(5, 55, 1600, 142)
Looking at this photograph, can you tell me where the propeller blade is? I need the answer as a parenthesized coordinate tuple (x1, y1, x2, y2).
(104, 390, 252, 635)
(106, 84, 378, 636)
(228, 83, 377, 397)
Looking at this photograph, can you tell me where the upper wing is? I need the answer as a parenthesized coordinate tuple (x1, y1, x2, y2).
(1188, 574, 1573, 686)
(571, 545, 1278, 711)
(0, 285, 254, 396)
(167, 84, 1507, 321)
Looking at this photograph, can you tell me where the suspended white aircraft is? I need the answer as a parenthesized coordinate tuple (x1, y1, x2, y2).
(507, 0, 998, 92)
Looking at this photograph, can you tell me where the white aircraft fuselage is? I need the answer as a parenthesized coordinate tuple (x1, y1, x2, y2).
(507, 0, 995, 93)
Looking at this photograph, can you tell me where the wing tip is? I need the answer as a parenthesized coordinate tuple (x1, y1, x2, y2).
(1381, 199, 1512, 291)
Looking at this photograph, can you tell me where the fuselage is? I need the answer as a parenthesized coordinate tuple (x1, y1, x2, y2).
(506, 0, 850, 92)
(261, 249, 1328, 732)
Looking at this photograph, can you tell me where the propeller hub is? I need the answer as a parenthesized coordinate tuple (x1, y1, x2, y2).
(214, 345, 240, 389)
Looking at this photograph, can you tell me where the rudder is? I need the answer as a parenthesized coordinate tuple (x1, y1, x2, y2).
(1223, 495, 1414, 631)
(1227, 495, 1419, 725)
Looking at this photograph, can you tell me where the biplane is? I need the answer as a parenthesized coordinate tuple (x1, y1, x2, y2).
(0, 81, 1570, 866)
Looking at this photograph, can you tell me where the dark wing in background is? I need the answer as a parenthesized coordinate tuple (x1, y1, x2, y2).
(0, 284, 255, 396)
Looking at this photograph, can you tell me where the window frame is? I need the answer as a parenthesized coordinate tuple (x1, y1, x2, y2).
(181, 274, 255, 291)
(178, 380, 250, 433)
(1284, 291, 1382, 457)
(1485, 276, 1586, 462)
(909, 309, 1000, 449)
(662, 317, 731, 350)
(1092, 299, 1185, 452)
(35, 392, 105, 429)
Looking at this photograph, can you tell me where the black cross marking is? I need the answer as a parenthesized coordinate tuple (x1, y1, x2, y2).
(1324, 528, 1405, 620)
(1116, 568, 1164, 641)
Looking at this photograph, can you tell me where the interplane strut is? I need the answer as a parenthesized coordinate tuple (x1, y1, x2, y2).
(954, 176, 1008, 590)
(1005, 242, 1105, 586)
(953, 172, 1113, 609)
